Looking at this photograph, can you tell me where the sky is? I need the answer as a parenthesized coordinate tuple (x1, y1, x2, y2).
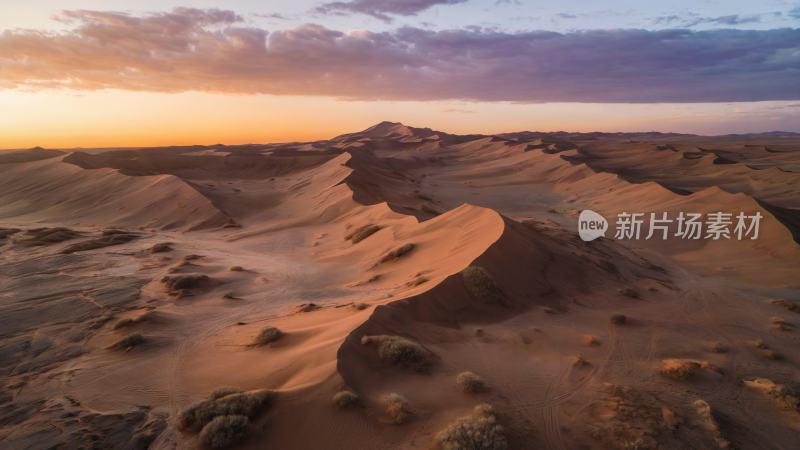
(1, 0, 799, 148)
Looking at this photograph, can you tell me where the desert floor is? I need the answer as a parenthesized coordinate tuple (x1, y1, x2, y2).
(1, 122, 799, 449)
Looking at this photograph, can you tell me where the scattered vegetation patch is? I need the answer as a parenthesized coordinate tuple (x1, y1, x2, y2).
(109, 333, 146, 351)
(228, 266, 245, 272)
(407, 276, 429, 287)
(199, 415, 249, 449)
(161, 274, 212, 295)
(619, 288, 640, 299)
(770, 317, 794, 332)
(251, 327, 284, 347)
(456, 371, 487, 394)
(462, 266, 504, 305)
(709, 342, 728, 353)
(752, 339, 769, 349)
(693, 400, 731, 449)
(352, 302, 370, 310)
(149, 242, 173, 253)
(770, 299, 800, 314)
(382, 393, 411, 424)
(361, 335, 434, 372)
(332, 390, 360, 409)
(574, 354, 590, 367)
(346, 224, 382, 244)
(434, 403, 507, 450)
(743, 378, 799, 412)
(178, 389, 275, 433)
(658, 359, 701, 380)
(295, 303, 320, 313)
(378, 243, 416, 264)
(610, 314, 627, 325)
(583, 335, 601, 346)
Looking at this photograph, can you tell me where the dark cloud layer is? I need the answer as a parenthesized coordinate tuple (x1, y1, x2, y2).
(314, 0, 467, 22)
(1, 8, 798, 103)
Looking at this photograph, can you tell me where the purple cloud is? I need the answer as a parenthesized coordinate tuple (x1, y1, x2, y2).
(314, 0, 467, 22)
(1, 8, 798, 103)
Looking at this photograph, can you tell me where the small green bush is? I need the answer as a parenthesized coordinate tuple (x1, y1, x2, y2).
(456, 371, 487, 394)
(382, 393, 411, 424)
(462, 266, 504, 304)
(251, 327, 283, 347)
(346, 224, 382, 244)
(332, 390, 360, 409)
(199, 415, 249, 449)
(435, 403, 507, 450)
(361, 335, 433, 372)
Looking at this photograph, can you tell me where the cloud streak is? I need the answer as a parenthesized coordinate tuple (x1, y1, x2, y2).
(314, 0, 467, 22)
(1, 8, 799, 103)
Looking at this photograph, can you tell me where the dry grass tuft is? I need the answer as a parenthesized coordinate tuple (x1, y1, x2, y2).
(583, 335, 601, 346)
(610, 314, 627, 325)
(228, 266, 245, 272)
(61, 232, 139, 254)
(161, 274, 211, 292)
(178, 389, 275, 433)
(743, 378, 799, 412)
(574, 354, 590, 367)
(332, 390, 360, 409)
(658, 359, 701, 380)
(770, 317, 795, 332)
(752, 339, 769, 349)
(109, 333, 146, 351)
(361, 335, 434, 372)
(456, 371, 488, 394)
(770, 299, 800, 314)
(352, 302, 370, 310)
(378, 243, 416, 264)
(150, 242, 173, 253)
(251, 327, 283, 347)
(619, 287, 640, 299)
(434, 403, 508, 450)
(198, 415, 249, 449)
(462, 266, 504, 304)
(295, 303, 320, 313)
(16, 227, 82, 247)
(709, 341, 728, 353)
(382, 393, 412, 424)
(407, 276, 429, 287)
(346, 224, 382, 244)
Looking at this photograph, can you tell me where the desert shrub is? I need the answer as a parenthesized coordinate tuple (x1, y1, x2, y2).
(658, 359, 700, 380)
(251, 327, 283, 347)
(434, 403, 508, 450)
(199, 415, 250, 449)
(407, 277, 429, 287)
(332, 390, 360, 409)
(610, 314, 627, 325)
(346, 224, 381, 244)
(178, 389, 274, 433)
(161, 274, 211, 291)
(456, 371, 487, 394)
(378, 243, 416, 264)
(573, 354, 589, 367)
(770, 299, 800, 314)
(361, 335, 433, 372)
(109, 333, 146, 351)
(229, 266, 245, 272)
(752, 339, 768, 349)
(210, 387, 243, 400)
(16, 227, 82, 246)
(709, 342, 728, 353)
(583, 335, 600, 346)
(619, 288, 640, 299)
(150, 242, 173, 253)
(382, 393, 411, 424)
(770, 317, 794, 332)
(295, 303, 320, 313)
(61, 232, 139, 254)
(744, 378, 800, 411)
(462, 266, 504, 304)
(352, 302, 369, 310)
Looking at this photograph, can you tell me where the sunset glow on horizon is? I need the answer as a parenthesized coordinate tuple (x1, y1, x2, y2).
(1, 0, 799, 148)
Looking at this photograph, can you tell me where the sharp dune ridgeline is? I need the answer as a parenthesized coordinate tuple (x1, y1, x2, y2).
(1, 122, 799, 449)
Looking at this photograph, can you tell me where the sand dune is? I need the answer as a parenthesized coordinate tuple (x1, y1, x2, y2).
(1, 123, 799, 449)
